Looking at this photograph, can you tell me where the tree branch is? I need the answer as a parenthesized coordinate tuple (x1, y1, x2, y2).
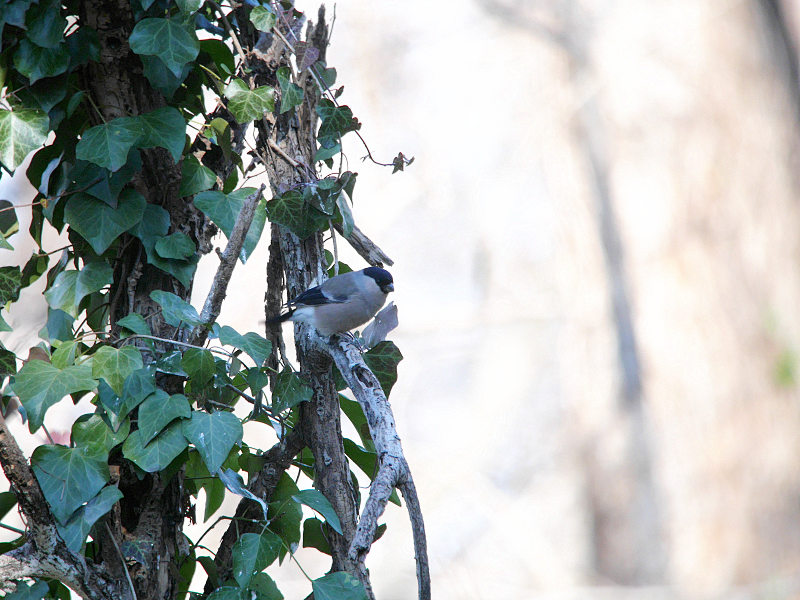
(326, 337, 431, 600)
(332, 223, 394, 267)
(0, 417, 121, 599)
(191, 184, 265, 346)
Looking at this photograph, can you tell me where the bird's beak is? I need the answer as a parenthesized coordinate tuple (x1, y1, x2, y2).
(384, 283, 394, 293)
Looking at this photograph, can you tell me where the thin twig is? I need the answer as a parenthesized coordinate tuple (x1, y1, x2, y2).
(104, 522, 137, 600)
(191, 185, 265, 346)
(209, 1, 247, 59)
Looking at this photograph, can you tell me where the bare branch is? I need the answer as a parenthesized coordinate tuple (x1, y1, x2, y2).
(326, 337, 431, 600)
(192, 184, 265, 345)
(333, 222, 394, 267)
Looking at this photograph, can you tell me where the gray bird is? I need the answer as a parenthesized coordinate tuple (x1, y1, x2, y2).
(270, 267, 394, 336)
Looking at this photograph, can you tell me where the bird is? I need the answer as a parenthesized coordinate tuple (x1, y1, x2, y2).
(269, 267, 394, 336)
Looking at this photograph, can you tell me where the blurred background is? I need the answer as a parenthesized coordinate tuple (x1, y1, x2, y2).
(4, 0, 800, 598)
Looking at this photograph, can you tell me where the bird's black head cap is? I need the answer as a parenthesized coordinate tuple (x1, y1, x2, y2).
(363, 267, 393, 293)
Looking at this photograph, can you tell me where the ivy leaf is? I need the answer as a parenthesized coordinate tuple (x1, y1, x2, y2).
(312, 572, 368, 600)
(75, 262, 113, 303)
(64, 188, 146, 254)
(268, 473, 301, 560)
(0, 346, 16, 377)
(27, 0, 66, 48)
(150, 290, 203, 327)
(272, 369, 312, 413)
(179, 155, 216, 196)
(225, 78, 275, 123)
(0, 200, 17, 250)
(276, 66, 303, 114)
(176, 0, 203, 13)
(250, 6, 277, 31)
(335, 192, 354, 238)
(57, 485, 122, 553)
(206, 588, 240, 600)
(43, 270, 78, 316)
(129, 18, 200, 77)
(218, 326, 271, 366)
(155, 232, 195, 260)
(316, 100, 360, 148)
(122, 422, 187, 473)
(364, 341, 403, 397)
(292, 489, 343, 535)
(231, 531, 281, 588)
(75, 117, 143, 172)
(13, 361, 96, 432)
(0, 109, 48, 172)
(30, 445, 110, 524)
(181, 348, 214, 385)
(138, 107, 186, 162)
(302, 517, 331, 555)
(132, 204, 197, 288)
(141, 54, 190, 98)
(138, 391, 190, 446)
(218, 468, 267, 520)
(13, 39, 69, 84)
(118, 367, 157, 419)
(71, 414, 130, 455)
(248, 573, 282, 600)
(2, 580, 49, 600)
(183, 410, 242, 474)
(194, 188, 265, 262)
(92, 346, 143, 396)
(117, 313, 151, 336)
(0, 266, 22, 304)
(266, 190, 329, 240)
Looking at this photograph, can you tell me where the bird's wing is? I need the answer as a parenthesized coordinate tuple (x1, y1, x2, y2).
(290, 284, 349, 307)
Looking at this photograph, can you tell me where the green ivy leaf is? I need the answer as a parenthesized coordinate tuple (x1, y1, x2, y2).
(225, 78, 275, 123)
(0, 346, 16, 377)
(292, 489, 343, 535)
(316, 100, 360, 148)
(248, 572, 282, 600)
(13, 39, 69, 84)
(335, 193, 354, 238)
(20, 254, 48, 287)
(72, 413, 130, 455)
(302, 517, 331, 555)
(218, 326, 271, 366)
(141, 54, 190, 98)
(92, 346, 143, 396)
(27, 0, 66, 48)
(364, 341, 403, 397)
(129, 18, 200, 77)
(199, 39, 235, 78)
(181, 348, 214, 385)
(218, 467, 267, 520)
(176, 0, 203, 13)
(272, 369, 312, 413)
(138, 390, 190, 446)
(276, 66, 303, 114)
(131, 204, 197, 288)
(266, 190, 329, 240)
(43, 270, 78, 316)
(194, 188, 265, 262)
(0, 109, 48, 172)
(76, 261, 113, 302)
(122, 422, 187, 473)
(75, 117, 142, 172)
(206, 588, 240, 600)
(179, 155, 216, 196)
(150, 290, 203, 327)
(3, 579, 49, 600)
(231, 531, 282, 588)
(118, 367, 157, 419)
(138, 107, 186, 162)
(31, 445, 109, 524)
(57, 485, 122, 553)
(268, 473, 301, 560)
(312, 572, 368, 600)
(182, 410, 242, 474)
(13, 361, 96, 432)
(117, 313, 151, 336)
(250, 6, 277, 31)
(64, 189, 146, 254)
(0, 266, 22, 304)
(155, 232, 195, 260)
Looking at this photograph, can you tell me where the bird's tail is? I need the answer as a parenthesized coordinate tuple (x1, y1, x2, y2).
(265, 308, 295, 326)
